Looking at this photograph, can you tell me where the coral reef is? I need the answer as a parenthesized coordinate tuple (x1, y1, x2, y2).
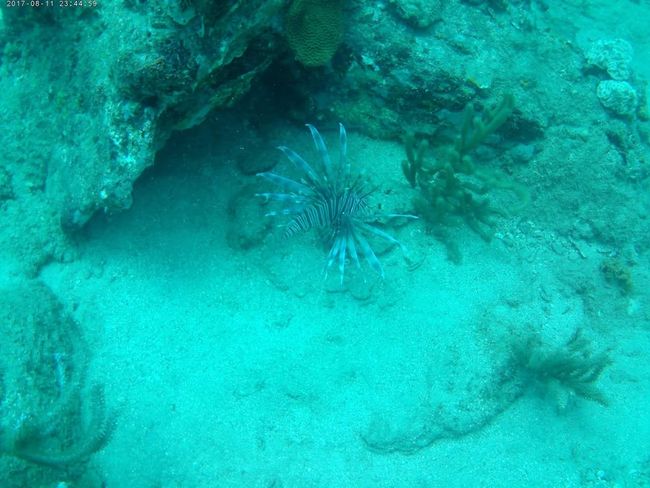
(585, 39, 634, 81)
(0, 281, 115, 486)
(0, 0, 285, 273)
(509, 329, 612, 410)
(285, 0, 345, 66)
(596, 80, 638, 117)
(584, 37, 645, 120)
(401, 95, 529, 262)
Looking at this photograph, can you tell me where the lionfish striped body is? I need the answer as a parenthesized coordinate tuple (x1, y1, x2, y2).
(257, 124, 408, 281)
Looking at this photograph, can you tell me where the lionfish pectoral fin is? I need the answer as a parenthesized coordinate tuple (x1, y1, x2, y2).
(306, 124, 334, 184)
(355, 233, 384, 279)
(277, 145, 322, 188)
(337, 235, 347, 284)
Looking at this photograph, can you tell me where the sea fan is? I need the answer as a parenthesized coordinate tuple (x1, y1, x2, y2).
(257, 124, 410, 281)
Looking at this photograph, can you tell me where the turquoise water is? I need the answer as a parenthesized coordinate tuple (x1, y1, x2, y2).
(1, 1, 649, 487)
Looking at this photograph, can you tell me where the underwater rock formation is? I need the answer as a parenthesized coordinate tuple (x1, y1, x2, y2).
(0, 0, 647, 276)
(387, 0, 442, 29)
(0, 281, 115, 486)
(0, 1, 284, 272)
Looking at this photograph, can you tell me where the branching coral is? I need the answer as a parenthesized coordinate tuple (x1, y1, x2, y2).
(510, 329, 612, 409)
(402, 95, 529, 262)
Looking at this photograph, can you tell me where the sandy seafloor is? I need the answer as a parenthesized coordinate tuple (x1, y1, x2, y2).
(37, 122, 650, 487)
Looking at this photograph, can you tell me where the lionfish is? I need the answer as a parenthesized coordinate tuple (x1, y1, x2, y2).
(256, 124, 411, 281)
